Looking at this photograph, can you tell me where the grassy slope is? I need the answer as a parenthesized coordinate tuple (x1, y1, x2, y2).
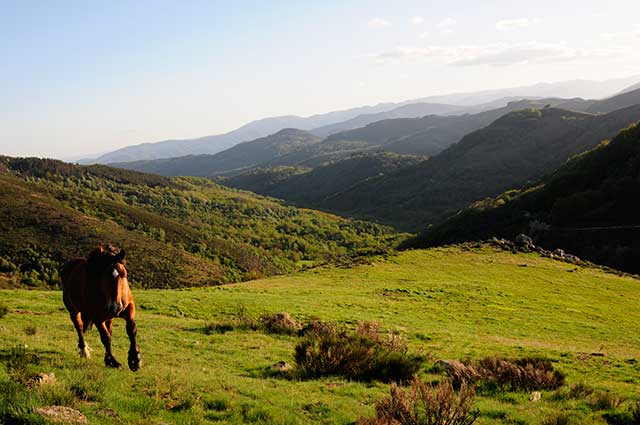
(1, 246, 639, 424)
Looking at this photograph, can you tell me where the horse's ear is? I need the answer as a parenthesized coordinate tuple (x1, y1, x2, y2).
(116, 249, 126, 262)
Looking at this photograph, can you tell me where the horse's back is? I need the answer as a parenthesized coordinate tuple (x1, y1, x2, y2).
(61, 258, 87, 312)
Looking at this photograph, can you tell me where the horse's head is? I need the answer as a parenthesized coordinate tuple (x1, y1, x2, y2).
(90, 247, 130, 316)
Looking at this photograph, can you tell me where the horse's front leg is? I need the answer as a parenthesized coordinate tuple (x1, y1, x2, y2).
(98, 319, 121, 368)
(70, 312, 91, 358)
(125, 304, 141, 371)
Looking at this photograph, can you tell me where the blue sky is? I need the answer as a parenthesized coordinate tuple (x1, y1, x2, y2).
(1, 0, 640, 158)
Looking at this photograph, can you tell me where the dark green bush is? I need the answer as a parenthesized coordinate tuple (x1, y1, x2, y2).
(294, 321, 424, 383)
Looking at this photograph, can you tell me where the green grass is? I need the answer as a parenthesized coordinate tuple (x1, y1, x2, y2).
(1, 246, 639, 424)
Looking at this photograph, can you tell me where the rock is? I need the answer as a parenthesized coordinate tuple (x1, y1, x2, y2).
(34, 406, 88, 424)
(29, 372, 56, 387)
(96, 408, 119, 417)
(553, 248, 565, 258)
(530, 391, 541, 402)
(272, 361, 292, 372)
(514, 234, 535, 250)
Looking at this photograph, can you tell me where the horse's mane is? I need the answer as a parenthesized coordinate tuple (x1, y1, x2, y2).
(86, 245, 123, 279)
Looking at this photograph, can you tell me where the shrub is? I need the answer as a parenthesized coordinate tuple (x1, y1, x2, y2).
(24, 325, 37, 336)
(587, 391, 623, 411)
(259, 312, 302, 335)
(552, 382, 595, 401)
(294, 321, 424, 382)
(357, 378, 479, 425)
(441, 356, 565, 392)
(542, 412, 578, 425)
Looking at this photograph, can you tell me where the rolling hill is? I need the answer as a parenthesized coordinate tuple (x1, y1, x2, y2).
(0, 157, 399, 289)
(317, 105, 640, 230)
(110, 129, 322, 177)
(407, 122, 640, 274)
(222, 152, 425, 207)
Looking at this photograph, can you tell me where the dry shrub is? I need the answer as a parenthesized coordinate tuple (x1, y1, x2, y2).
(294, 321, 425, 383)
(441, 356, 565, 392)
(259, 312, 302, 335)
(357, 378, 479, 425)
(587, 391, 623, 411)
(298, 319, 338, 337)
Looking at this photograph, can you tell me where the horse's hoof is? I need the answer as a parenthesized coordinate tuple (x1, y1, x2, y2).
(104, 356, 122, 368)
(128, 351, 141, 371)
(78, 345, 92, 359)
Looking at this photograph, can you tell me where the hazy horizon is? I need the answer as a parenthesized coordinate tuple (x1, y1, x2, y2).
(2, 0, 640, 159)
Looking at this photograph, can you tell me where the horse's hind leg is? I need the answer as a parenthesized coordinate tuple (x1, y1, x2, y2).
(98, 320, 121, 368)
(70, 312, 91, 358)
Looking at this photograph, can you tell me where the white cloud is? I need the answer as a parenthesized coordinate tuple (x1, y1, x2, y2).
(368, 17, 391, 29)
(496, 17, 543, 31)
(411, 16, 424, 25)
(600, 28, 640, 41)
(419, 31, 430, 39)
(436, 17, 456, 34)
(370, 42, 619, 66)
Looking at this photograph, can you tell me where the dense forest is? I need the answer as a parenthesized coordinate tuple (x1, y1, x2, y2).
(0, 157, 400, 289)
(407, 122, 640, 274)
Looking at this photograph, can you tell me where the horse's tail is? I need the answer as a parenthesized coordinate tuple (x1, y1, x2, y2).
(81, 313, 94, 332)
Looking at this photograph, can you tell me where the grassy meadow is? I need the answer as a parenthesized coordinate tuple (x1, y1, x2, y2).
(1, 245, 639, 424)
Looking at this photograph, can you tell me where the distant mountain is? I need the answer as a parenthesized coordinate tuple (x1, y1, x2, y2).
(413, 75, 640, 106)
(310, 102, 463, 138)
(112, 128, 321, 177)
(618, 82, 640, 95)
(408, 122, 640, 274)
(85, 76, 639, 164)
(325, 98, 573, 156)
(223, 152, 424, 206)
(115, 99, 564, 177)
(83, 103, 405, 164)
(317, 105, 640, 230)
(586, 88, 640, 114)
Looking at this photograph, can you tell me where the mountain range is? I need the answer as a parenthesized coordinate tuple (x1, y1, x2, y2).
(82, 76, 640, 164)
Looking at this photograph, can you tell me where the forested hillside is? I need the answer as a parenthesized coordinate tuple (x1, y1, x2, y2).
(319, 105, 640, 229)
(407, 122, 640, 274)
(0, 157, 399, 289)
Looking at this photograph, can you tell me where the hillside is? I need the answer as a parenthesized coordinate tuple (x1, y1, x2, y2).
(223, 152, 424, 206)
(325, 99, 573, 154)
(587, 87, 640, 114)
(2, 246, 640, 423)
(320, 105, 640, 230)
(310, 102, 463, 137)
(111, 129, 321, 177)
(0, 157, 399, 289)
(408, 122, 640, 274)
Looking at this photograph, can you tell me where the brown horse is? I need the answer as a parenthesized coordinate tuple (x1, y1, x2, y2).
(61, 245, 141, 371)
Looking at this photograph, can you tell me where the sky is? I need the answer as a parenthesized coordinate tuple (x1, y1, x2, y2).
(1, 0, 640, 159)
